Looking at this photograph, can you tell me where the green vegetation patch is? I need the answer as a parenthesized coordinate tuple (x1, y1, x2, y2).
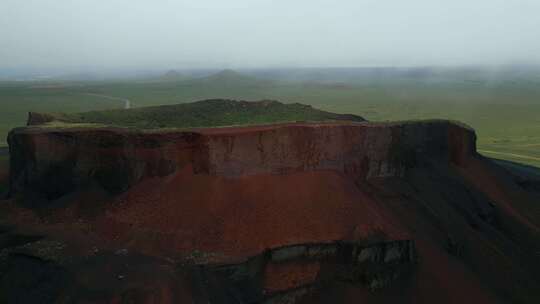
(38, 99, 365, 129)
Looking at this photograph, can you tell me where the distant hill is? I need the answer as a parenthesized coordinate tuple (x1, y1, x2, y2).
(202, 69, 249, 81)
(184, 69, 272, 87)
(28, 99, 365, 129)
(157, 70, 190, 82)
(242, 66, 540, 85)
(162, 70, 183, 78)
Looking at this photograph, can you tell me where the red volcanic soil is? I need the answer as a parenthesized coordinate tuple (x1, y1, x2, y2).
(263, 260, 322, 293)
(98, 167, 406, 258)
(297, 196, 504, 304)
(2, 121, 540, 303)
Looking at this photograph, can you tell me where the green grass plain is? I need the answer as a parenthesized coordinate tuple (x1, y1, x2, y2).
(1, 74, 539, 167)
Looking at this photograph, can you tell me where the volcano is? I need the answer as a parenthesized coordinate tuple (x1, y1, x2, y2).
(0, 100, 539, 303)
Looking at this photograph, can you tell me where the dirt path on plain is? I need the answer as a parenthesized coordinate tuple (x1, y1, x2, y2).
(478, 149, 540, 162)
(517, 143, 540, 147)
(83, 93, 131, 109)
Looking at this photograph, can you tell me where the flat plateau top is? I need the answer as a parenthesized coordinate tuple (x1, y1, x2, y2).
(12, 119, 473, 136)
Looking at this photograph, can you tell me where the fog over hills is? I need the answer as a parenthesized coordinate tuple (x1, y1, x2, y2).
(2, 1, 540, 73)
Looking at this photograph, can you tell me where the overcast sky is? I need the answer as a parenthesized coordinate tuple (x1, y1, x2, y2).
(1, 0, 540, 71)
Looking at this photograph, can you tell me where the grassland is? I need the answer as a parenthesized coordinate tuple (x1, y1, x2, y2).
(42, 99, 364, 129)
(1, 71, 539, 167)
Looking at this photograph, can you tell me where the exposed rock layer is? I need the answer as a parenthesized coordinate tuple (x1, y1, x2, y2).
(8, 120, 476, 198)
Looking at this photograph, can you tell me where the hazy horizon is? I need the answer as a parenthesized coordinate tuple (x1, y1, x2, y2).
(2, 0, 540, 73)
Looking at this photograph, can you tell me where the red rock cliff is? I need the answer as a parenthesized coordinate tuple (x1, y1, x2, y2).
(8, 120, 476, 198)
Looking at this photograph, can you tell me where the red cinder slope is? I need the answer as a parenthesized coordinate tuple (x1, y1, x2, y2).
(2, 120, 539, 303)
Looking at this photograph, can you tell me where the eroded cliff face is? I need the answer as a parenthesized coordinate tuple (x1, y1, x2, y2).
(8, 120, 540, 304)
(0, 228, 415, 304)
(196, 240, 416, 303)
(7, 120, 476, 199)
